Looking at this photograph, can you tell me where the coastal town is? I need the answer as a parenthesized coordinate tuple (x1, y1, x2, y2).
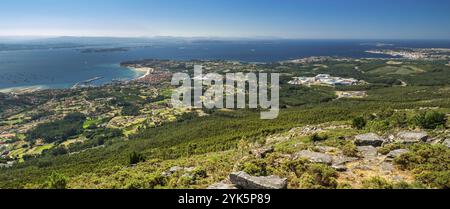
(0, 61, 182, 167)
(366, 48, 450, 60)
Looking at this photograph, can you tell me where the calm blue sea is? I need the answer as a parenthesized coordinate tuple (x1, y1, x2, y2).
(1, 39, 450, 90)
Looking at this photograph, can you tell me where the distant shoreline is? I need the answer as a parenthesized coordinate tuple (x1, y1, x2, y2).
(0, 66, 144, 94)
(0, 85, 49, 94)
(0, 66, 159, 95)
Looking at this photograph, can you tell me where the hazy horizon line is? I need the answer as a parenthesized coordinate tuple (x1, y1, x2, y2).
(2, 35, 450, 42)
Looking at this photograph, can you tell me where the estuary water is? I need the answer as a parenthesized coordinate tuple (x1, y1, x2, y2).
(1, 39, 449, 91)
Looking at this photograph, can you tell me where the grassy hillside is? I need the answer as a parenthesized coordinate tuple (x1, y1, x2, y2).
(1, 59, 449, 189)
(1, 93, 449, 188)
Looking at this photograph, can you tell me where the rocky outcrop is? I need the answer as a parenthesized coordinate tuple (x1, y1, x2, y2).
(426, 137, 443, 144)
(442, 138, 450, 148)
(355, 133, 386, 147)
(357, 146, 378, 158)
(165, 166, 196, 176)
(294, 150, 333, 165)
(386, 149, 409, 159)
(252, 146, 274, 158)
(169, 166, 184, 173)
(229, 171, 287, 189)
(395, 131, 428, 144)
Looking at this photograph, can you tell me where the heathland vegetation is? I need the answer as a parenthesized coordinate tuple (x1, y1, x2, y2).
(0, 58, 449, 189)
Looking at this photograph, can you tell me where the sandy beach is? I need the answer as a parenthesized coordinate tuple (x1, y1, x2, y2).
(128, 67, 154, 80)
(0, 85, 48, 94)
(0, 67, 152, 94)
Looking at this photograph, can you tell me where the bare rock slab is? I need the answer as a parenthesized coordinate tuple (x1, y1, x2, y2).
(355, 133, 386, 147)
(395, 131, 428, 144)
(294, 150, 333, 165)
(229, 171, 287, 189)
(442, 138, 450, 148)
(386, 149, 409, 159)
(357, 146, 378, 158)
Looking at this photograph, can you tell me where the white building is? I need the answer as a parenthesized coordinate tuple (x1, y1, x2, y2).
(289, 74, 359, 86)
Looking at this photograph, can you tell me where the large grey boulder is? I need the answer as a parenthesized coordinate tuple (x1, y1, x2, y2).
(229, 171, 287, 189)
(294, 150, 333, 165)
(395, 131, 428, 144)
(330, 155, 358, 172)
(207, 180, 238, 189)
(386, 149, 409, 159)
(357, 146, 378, 158)
(355, 133, 386, 147)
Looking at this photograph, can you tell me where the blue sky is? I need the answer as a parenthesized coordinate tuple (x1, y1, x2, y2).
(1, 0, 450, 39)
